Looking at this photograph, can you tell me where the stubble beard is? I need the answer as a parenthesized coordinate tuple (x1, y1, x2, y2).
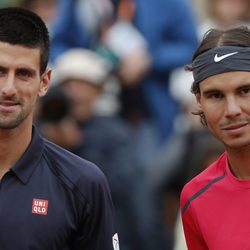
(0, 105, 31, 129)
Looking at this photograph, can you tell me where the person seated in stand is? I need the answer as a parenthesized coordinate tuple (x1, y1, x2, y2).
(53, 48, 141, 250)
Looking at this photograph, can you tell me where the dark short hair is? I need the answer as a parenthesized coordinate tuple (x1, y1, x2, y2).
(186, 26, 250, 125)
(0, 7, 50, 74)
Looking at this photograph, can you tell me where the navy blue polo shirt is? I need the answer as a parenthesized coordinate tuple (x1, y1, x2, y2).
(0, 126, 118, 250)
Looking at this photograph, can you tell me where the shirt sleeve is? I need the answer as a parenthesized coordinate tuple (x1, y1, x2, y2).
(73, 168, 118, 250)
(180, 190, 208, 250)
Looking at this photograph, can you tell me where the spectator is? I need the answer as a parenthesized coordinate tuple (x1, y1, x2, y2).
(52, 48, 142, 250)
(19, 0, 58, 31)
(37, 86, 83, 151)
(133, 0, 198, 144)
(199, 0, 250, 36)
(50, 0, 114, 63)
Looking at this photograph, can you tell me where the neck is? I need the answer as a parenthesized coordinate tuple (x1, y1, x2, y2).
(227, 146, 250, 180)
(0, 121, 32, 179)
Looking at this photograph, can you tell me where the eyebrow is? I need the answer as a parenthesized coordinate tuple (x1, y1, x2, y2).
(202, 88, 221, 96)
(0, 65, 7, 71)
(202, 83, 250, 96)
(0, 65, 37, 75)
(17, 67, 37, 75)
(235, 83, 250, 91)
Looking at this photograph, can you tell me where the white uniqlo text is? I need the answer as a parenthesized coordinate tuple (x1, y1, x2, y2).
(32, 198, 49, 215)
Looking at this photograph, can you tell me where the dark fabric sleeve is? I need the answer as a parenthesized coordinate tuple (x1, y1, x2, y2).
(73, 168, 118, 250)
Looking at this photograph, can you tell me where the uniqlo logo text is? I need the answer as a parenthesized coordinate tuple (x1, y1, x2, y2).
(32, 199, 49, 215)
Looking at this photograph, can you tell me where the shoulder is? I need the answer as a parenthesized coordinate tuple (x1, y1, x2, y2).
(42, 138, 109, 201)
(180, 152, 227, 212)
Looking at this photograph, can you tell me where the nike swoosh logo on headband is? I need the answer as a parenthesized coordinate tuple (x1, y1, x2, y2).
(214, 52, 238, 62)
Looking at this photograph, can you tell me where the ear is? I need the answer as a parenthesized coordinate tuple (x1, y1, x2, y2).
(195, 92, 202, 109)
(38, 68, 51, 97)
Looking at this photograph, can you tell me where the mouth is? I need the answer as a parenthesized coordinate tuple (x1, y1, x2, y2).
(222, 122, 248, 130)
(0, 100, 19, 112)
(221, 122, 249, 136)
(0, 101, 18, 106)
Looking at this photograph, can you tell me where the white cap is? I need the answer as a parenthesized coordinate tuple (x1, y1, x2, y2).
(52, 49, 112, 86)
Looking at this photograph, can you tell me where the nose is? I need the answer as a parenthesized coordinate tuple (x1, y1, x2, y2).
(0, 73, 16, 97)
(224, 96, 241, 118)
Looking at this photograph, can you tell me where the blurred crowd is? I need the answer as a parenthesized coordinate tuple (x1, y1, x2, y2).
(2, 0, 250, 249)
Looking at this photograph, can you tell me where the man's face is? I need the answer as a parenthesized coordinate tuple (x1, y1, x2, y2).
(62, 79, 101, 121)
(213, 0, 249, 26)
(196, 71, 250, 149)
(0, 42, 50, 129)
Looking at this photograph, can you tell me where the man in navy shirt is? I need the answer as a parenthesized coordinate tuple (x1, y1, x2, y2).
(0, 7, 118, 250)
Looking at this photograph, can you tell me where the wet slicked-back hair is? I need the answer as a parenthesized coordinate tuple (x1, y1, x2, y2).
(186, 26, 250, 125)
(0, 7, 50, 74)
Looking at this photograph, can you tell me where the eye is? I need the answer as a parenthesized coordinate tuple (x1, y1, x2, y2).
(16, 69, 32, 79)
(0, 67, 7, 76)
(239, 87, 250, 95)
(207, 92, 223, 99)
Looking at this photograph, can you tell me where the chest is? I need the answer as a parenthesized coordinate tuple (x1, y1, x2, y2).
(196, 188, 250, 250)
(0, 173, 78, 250)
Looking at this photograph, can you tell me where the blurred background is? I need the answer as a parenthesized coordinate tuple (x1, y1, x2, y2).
(3, 0, 250, 249)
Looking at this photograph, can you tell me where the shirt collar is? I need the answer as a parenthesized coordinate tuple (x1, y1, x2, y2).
(11, 125, 45, 184)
